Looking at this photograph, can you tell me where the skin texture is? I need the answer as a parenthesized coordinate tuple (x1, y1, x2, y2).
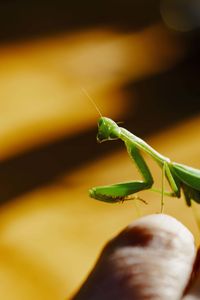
(72, 214, 198, 300)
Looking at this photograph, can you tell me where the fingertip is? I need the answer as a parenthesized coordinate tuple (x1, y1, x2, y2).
(127, 214, 194, 245)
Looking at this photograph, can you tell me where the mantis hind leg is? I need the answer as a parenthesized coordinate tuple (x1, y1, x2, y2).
(161, 162, 166, 212)
(89, 143, 154, 203)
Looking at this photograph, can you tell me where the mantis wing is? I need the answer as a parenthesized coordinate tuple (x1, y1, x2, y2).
(172, 162, 200, 191)
(171, 162, 200, 205)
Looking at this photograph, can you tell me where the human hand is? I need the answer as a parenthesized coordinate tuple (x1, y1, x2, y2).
(72, 214, 200, 300)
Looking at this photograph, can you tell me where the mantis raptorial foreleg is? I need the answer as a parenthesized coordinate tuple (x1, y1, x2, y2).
(89, 143, 154, 202)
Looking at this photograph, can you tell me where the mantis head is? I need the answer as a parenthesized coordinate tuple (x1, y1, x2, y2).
(97, 117, 121, 143)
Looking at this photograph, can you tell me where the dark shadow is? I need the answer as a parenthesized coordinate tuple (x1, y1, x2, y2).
(123, 44, 200, 136)
(0, 0, 160, 43)
(0, 128, 113, 204)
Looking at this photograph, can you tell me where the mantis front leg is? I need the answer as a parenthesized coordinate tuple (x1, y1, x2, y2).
(89, 143, 154, 203)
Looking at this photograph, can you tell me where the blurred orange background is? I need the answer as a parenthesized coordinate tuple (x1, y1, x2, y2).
(0, 1, 200, 299)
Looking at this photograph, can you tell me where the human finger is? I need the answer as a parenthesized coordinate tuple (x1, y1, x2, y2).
(72, 214, 195, 300)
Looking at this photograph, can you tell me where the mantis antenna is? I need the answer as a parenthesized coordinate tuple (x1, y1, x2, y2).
(81, 87, 102, 117)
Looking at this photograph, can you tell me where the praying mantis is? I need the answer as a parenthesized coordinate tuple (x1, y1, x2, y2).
(89, 116, 200, 211)
(82, 89, 200, 211)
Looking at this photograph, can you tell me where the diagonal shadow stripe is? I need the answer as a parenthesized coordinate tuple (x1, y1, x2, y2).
(0, 127, 115, 204)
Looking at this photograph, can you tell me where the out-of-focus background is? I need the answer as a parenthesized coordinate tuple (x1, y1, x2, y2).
(0, 1, 200, 299)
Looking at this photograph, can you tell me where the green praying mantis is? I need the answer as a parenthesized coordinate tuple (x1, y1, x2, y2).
(89, 116, 200, 211)
(83, 89, 200, 211)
